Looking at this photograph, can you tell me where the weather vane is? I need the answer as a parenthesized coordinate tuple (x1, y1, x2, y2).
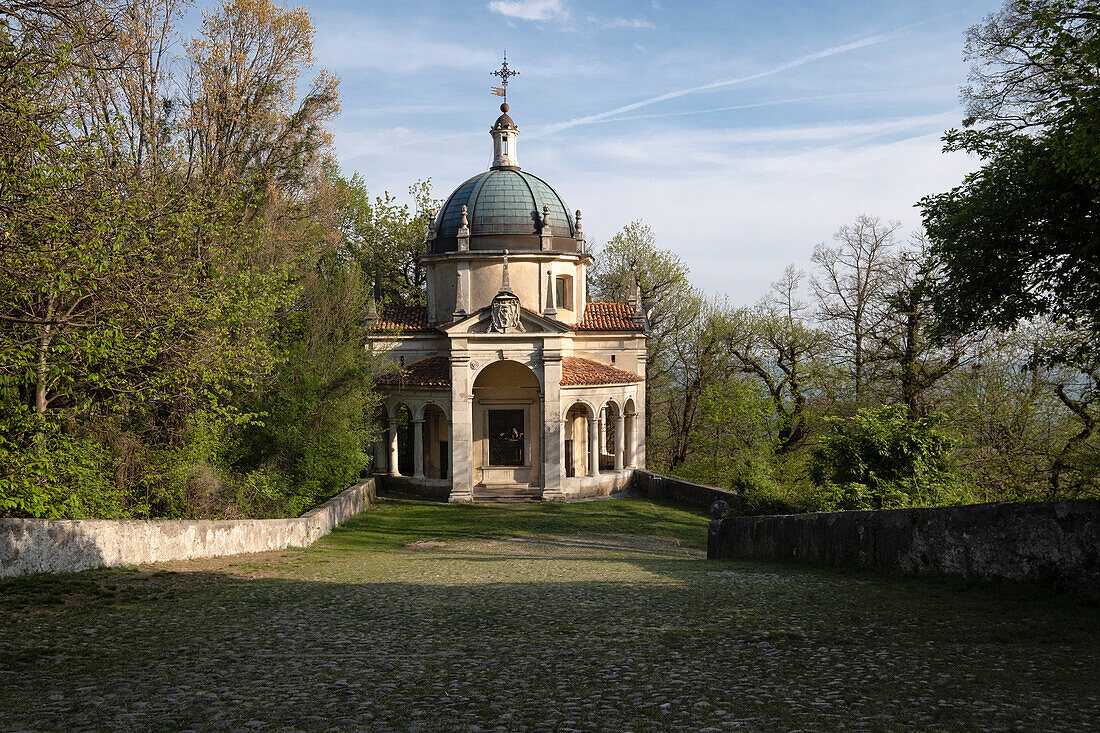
(490, 52, 519, 102)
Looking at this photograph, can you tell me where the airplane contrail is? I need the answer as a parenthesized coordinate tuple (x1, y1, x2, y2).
(526, 32, 899, 139)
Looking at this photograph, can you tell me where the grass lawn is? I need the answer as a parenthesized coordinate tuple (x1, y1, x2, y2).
(1, 497, 1097, 731)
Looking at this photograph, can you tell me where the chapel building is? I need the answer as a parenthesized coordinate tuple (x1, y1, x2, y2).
(368, 101, 647, 502)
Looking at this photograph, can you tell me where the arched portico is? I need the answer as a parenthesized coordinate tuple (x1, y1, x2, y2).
(470, 360, 542, 497)
(600, 399, 625, 472)
(623, 397, 638, 469)
(563, 400, 598, 479)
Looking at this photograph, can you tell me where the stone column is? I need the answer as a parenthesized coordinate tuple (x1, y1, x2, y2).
(615, 414, 625, 471)
(413, 418, 425, 478)
(624, 411, 636, 469)
(541, 348, 564, 500)
(446, 420, 453, 479)
(449, 354, 474, 502)
(588, 414, 599, 477)
(388, 418, 400, 477)
(598, 414, 605, 455)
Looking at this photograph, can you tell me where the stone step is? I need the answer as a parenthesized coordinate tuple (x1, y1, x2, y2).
(473, 484, 543, 502)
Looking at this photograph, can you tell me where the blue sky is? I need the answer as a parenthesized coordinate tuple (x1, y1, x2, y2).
(302, 0, 1002, 303)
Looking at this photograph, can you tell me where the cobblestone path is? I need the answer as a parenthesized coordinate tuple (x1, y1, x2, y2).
(1, 498, 1098, 732)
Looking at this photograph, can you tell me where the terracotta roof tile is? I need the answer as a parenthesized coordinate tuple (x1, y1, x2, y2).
(374, 305, 434, 332)
(375, 356, 451, 388)
(575, 302, 644, 331)
(561, 356, 644, 386)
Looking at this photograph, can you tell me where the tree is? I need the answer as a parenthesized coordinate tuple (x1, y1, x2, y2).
(335, 173, 436, 305)
(873, 233, 980, 420)
(920, 0, 1100, 359)
(727, 266, 830, 454)
(589, 220, 689, 353)
(940, 323, 1099, 500)
(811, 215, 899, 402)
(0, 0, 354, 518)
(660, 293, 737, 470)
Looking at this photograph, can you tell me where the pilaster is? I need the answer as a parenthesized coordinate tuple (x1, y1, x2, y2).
(448, 354, 474, 502)
(541, 346, 564, 500)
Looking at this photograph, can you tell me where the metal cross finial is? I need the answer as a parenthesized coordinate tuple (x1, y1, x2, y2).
(491, 52, 519, 101)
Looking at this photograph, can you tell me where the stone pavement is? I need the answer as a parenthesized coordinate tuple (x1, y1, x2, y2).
(1, 499, 1097, 731)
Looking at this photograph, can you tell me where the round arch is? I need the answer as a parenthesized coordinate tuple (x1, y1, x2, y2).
(472, 359, 543, 391)
(471, 360, 542, 490)
(623, 397, 639, 469)
(414, 399, 451, 422)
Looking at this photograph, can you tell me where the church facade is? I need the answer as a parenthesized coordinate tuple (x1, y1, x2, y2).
(367, 101, 647, 502)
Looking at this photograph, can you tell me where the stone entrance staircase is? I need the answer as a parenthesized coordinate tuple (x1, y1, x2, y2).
(472, 483, 543, 502)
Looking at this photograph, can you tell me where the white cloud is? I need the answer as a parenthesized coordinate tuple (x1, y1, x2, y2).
(588, 15, 656, 30)
(487, 0, 568, 22)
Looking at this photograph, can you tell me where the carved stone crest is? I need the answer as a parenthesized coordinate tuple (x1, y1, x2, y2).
(490, 292, 523, 333)
(488, 249, 524, 333)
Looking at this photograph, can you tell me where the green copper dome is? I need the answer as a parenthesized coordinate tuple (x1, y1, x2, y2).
(429, 169, 580, 253)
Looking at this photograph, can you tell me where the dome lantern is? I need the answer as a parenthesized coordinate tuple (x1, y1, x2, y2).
(491, 102, 520, 170)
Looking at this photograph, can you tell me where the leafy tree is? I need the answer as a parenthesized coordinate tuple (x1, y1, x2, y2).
(0, 0, 364, 519)
(589, 220, 689, 352)
(727, 266, 830, 454)
(335, 172, 436, 305)
(237, 259, 381, 516)
(590, 220, 691, 465)
(873, 233, 981, 420)
(940, 323, 1099, 500)
(920, 0, 1100, 358)
(809, 405, 972, 511)
(660, 293, 737, 470)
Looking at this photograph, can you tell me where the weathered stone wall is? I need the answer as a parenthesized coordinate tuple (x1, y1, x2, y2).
(630, 470, 741, 509)
(0, 479, 375, 577)
(377, 475, 453, 501)
(709, 500, 1100, 601)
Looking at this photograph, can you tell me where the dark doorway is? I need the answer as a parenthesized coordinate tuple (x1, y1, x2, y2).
(564, 439, 575, 478)
(397, 405, 413, 476)
(439, 440, 449, 478)
(488, 409, 524, 466)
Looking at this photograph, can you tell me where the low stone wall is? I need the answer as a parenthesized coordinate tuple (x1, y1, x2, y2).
(709, 500, 1100, 601)
(377, 475, 453, 501)
(563, 471, 633, 500)
(630, 470, 742, 510)
(0, 479, 375, 577)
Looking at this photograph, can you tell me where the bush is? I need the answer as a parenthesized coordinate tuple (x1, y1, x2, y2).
(809, 405, 973, 511)
(0, 405, 128, 518)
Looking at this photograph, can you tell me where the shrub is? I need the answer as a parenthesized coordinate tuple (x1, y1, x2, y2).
(809, 405, 972, 511)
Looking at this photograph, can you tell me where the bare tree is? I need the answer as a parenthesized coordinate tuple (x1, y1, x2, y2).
(811, 215, 900, 402)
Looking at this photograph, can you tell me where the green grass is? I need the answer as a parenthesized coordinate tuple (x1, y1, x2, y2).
(323, 496, 711, 550)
